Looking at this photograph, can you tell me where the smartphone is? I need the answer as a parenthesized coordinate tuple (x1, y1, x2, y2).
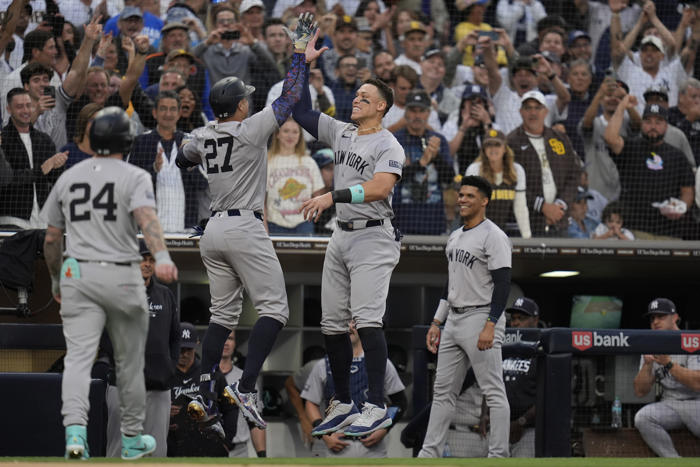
(221, 30, 240, 41)
(477, 30, 499, 41)
(43, 86, 56, 99)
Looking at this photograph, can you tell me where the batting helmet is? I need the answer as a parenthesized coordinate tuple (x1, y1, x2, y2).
(209, 77, 255, 119)
(89, 106, 134, 156)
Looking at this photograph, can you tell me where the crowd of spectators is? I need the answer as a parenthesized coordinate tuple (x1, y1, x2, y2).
(0, 0, 699, 239)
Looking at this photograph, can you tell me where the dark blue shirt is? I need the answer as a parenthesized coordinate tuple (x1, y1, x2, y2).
(61, 142, 92, 169)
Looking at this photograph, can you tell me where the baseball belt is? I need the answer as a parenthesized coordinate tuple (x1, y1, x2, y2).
(76, 259, 133, 267)
(211, 209, 263, 221)
(452, 304, 489, 314)
(336, 218, 385, 231)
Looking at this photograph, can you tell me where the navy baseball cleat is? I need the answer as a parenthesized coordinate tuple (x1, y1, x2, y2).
(343, 402, 392, 437)
(311, 399, 360, 436)
(65, 424, 89, 460)
(225, 381, 267, 429)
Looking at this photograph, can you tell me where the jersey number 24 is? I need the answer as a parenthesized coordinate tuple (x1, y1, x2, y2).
(69, 183, 117, 222)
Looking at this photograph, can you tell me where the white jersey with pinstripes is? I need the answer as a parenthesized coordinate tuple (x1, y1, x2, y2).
(317, 114, 405, 221)
(445, 219, 512, 307)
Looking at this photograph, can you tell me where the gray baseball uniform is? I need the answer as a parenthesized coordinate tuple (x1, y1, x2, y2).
(300, 355, 405, 457)
(41, 157, 155, 435)
(419, 219, 511, 458)
(316, 115, 405, 333)
(634, 354, 700, 457)
(180, 107, 289, 328)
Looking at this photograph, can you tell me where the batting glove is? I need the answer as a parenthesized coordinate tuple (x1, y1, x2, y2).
(286, 12, 318, 52)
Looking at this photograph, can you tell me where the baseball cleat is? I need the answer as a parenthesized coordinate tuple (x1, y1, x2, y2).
(65, 425, 89, 460)
(121, 433, 156, 460)
(311, 399, 360, 436)
(187, 395, 209, 421)
(225, 381, 266, 429)
(343, 402, 392, 437)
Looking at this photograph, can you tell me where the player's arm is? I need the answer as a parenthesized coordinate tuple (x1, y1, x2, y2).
(427, 280, 449, 353)
(63, 15, 102, 98)
(604, 95, 632, 155)
(132, 206, 178, 283)
(652, 356, 700, 392)
(176, 136, 203, 169)
(284, 375, 313, 444)
(478, 266, 511, 351)
(634, 355, 656, 397)
(44, 225, 64, 302)
(301, 172, 399, 222)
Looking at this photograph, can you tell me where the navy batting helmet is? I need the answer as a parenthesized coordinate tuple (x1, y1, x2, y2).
(209, 77, 255, 119)
(89, 107, 134, 156)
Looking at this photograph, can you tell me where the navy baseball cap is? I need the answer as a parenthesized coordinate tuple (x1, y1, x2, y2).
(644, 298, 677, 316)
(569, 30, 591, 46)
(180, 322, 198, 349)
(574, 186, 594, 202)
(506, 297, 539, 317)
(643, 85, 669, 102)
(642, 104, 668, 121)
(312, 148, 334, 169)
(406, 90, 431, 109)
(462, 83, 488, 101)
(422, 48, 446, 62)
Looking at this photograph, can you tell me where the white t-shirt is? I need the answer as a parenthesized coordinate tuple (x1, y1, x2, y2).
(593, 222, 634, 240)
(526, 133, 556, 203)
(492, 82, 564, 135)
(394, 54, 422, 75)
(616, 55, 688, 113)
(266, 153, 325, 228)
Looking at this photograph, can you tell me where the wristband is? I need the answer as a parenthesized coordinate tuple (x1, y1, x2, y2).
(431, 319, 441, 327)
(664, 361, 674, 371)
(154, 249, 173, 265)
(331, 188, 351, 203)
(349, 184, 365, 203)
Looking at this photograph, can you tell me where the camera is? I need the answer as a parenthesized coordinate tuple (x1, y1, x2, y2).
(221, 30, 240, 41)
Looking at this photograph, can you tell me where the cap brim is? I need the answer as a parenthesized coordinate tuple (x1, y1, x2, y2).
(244, 85, 256, 97)
(643, 310, 674, 317)
(180, 343, 197, 349)
(506, 306, 535, 316)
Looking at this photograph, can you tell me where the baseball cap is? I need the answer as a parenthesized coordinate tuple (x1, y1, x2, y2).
(643, 85, 669, 102)
(166, 48, 195, 63)
(312, 148, 334, 169)
(644, 298, 676, 316)
(641, 35, 665, 55)
(536, 15, 567, 35)
(161, 22, 188, 36)
(406, 90, 431, 109)
(574, 186, 594, 202)
(180, 322, 198, 349)
(138, 239, 150, 256)
(462, 83, 488, 101)
(404, 21, 426, 36)
(642, 103, 668, 120)
(482, 128, 506, 145)
(506, 297, 539, 317)
(422, 48, 446, 62)
(510, 56, 536, 76)
(120, 6, 143, 20)
(569, 30, 591, 46)
(240, 0, 265, 14)
(336, 15, 358, 31)
(521, 90, 547, 107)
(540, 50, 561, 65)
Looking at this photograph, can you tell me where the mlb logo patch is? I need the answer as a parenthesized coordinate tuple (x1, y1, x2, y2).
(572, 331, 592, 351)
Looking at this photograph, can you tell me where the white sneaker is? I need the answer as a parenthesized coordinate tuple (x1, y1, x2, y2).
(343, 402, 392, 437)
(311, 399, 360, 436)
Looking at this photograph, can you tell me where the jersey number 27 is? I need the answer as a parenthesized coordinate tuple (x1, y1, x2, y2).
(203, 137, 234, 174)
(69, 183, 117, 222)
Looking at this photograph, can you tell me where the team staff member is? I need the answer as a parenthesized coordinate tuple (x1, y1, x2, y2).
(301, 320, 406, 457)
(104, 241, 180, 457)
(176, 13, 319, 430)
(168, 323, 237, 457)
(294, 39, 405, 438)
(420, 175, 511, 458)
(41, 107, 178, 460)
(633, 298, 700, 458)
(219, 331, 267, 458)
(508, 90, 582, 237)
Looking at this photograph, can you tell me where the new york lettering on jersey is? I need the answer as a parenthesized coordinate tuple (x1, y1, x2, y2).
(447, 247, 478, 269)
(334, 149, 370, 175)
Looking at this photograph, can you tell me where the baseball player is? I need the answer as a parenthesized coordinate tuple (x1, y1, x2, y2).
(633, 298, 700, 457)
(41, 106, 178, 460)
(419, 175, 511, 458)
(293, 55, 406, 436)
(175, 13, 320, 430)
(103, 241, 180, 458)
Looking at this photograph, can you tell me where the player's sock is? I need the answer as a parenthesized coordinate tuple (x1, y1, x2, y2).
(324, 333, 353, 404)
(357, 327, 387, 407)
(239, 316, 284, 392)
(199, 323, 231, 397)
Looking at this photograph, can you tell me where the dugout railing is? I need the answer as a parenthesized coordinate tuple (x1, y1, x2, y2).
(412, 326, 700, 457)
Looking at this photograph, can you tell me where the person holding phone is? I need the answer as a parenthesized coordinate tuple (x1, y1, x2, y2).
(193, 5, 277, 87)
